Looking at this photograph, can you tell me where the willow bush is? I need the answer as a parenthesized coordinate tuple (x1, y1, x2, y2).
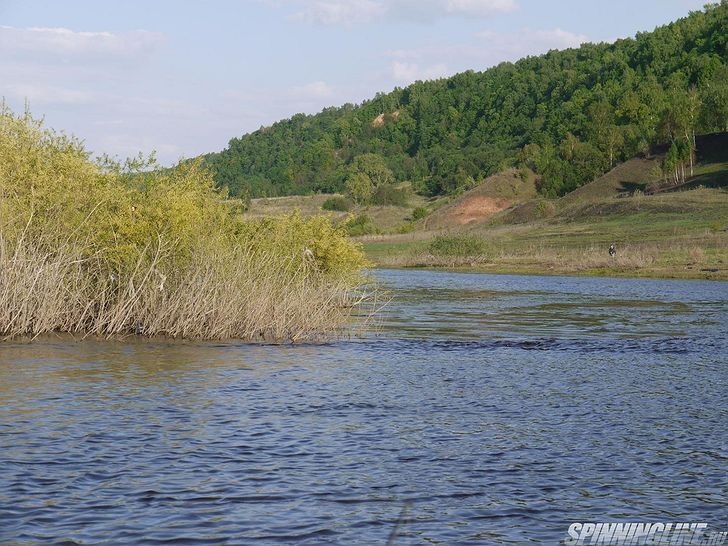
(0, 107, 372, 341)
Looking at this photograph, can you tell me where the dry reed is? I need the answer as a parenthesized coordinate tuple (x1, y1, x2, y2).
(0, 106, 375, 342)
(0, 235, 378, 342)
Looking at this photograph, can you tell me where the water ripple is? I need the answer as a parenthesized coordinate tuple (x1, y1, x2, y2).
(1, 270, 726, 544)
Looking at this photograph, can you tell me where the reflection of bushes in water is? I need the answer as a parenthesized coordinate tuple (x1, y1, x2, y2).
(343, 214, 379, 236)
(322, 196, 352, 212)
(428, 234, 490, 257)
(0, 107, 371, 342)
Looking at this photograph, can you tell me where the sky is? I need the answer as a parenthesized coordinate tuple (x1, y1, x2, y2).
(0, 0, 708, 165)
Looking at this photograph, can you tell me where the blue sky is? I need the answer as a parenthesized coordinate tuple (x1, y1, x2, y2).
(0, 0, 708, 164)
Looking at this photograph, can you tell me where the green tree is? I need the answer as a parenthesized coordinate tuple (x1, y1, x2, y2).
(200, 3, 728, 199)
(350, 153, 394, 187)
(345, 153, 394, 204)
(346, 172, 374, 204)
(701, 66, 728, 132)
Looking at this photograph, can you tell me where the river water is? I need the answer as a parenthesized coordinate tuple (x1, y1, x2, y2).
(1, 270, 726, 545)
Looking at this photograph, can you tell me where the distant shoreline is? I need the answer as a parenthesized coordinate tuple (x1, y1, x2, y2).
(370, 263, 728, 282)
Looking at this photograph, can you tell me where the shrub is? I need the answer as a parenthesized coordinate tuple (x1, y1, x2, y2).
(342, 214, 378, 236)
(346, 172, 374, 204)
(428, 234, 489, 257)
(396, 221, 416, 234)
(322, 195, 352, 212)
(517, 167, 530, 181)
(411, 206, 429, 221)
(0, 107, 371, 342)
(535, 199, 557, 217)
(709, 220, 724, 232)
(371, 184, 408, 206)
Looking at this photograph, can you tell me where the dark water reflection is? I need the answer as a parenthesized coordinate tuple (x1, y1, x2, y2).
(1, 270, 727, 545)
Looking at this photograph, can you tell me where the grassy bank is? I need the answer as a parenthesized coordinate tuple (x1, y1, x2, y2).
(362, 188, 728, 280)
(0, 109, 372, 342)
(245, 187, 433, 234)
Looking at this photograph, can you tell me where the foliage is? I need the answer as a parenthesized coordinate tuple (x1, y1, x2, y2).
(345, 172, 375, 204)
(342, 214, 379, 236)
(411, 206, 429, 220)
(371, 184, 409, 206)
(204, 3, 728, 199)
(428, 234, 489, 257)
(396, 221, 417, 234)
(0, 107, 369, 341)
(239, 212, 367, 279)
(535, 199, 557, 218)
(322, 195, 353, 211)
(345, 153, 395, 204)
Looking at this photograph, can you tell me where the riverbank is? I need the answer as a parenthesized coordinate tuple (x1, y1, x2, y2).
(361, 187, 728, 281)
(370, 255, 728, 281)
(364, 237, 728, 280)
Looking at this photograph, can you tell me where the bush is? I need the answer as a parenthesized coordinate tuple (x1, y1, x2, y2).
(322, 196, 352, 212)
(535, 199, 557, 217)
(342, 214, 378, 236)
(411, 206, 429, 220)
(0, 107, 370, 342)
(371, 184, 408, 206)
(396, 221, 416, 234)
(428, 234, 489, 257)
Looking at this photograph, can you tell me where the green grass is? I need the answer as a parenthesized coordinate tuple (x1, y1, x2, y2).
(429, 234, 490, 257)
(245, 187, 430, 233)
(365, 187, 728, 280)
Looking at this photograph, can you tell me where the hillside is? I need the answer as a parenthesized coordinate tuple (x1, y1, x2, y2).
(421, 169, 537, 230)
(244, 190, 430, 233)
(361, 133, 728, 279)
(559, 158, 659, 202)
(205, 2, 728, 202)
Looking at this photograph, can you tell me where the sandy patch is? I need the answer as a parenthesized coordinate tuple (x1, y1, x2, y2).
(448, 196, 512, 225)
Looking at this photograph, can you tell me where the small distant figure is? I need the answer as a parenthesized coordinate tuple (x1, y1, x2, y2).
(609, 243, 616, 258)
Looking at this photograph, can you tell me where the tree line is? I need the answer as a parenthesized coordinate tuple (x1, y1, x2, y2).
(204, 2, 728, 199)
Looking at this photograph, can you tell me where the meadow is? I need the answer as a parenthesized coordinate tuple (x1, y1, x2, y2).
(361, 187, 728, 280)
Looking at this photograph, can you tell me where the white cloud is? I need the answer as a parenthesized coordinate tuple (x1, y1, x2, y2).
(0, 14, 589, 168)
(476, 27, 588, 54)
(291, 0, 385, 24)
(391, 61, 449, 83)
(0, 26, 164, 62)
(444, 0, 517, 16)
(2, 83, 94, 105)
(291, 81, 335, 99)
(0, 25, 182, 163)
(274, 0, 516, 25)
(385, 27, 588, 84)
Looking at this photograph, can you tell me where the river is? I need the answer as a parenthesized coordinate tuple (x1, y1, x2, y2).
(1, 269, 726, 544)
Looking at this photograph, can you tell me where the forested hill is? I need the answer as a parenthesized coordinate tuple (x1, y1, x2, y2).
(205, 2, 728, 199)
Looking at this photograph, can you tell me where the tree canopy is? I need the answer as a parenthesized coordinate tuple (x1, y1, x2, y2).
(204, 2, 728, 199)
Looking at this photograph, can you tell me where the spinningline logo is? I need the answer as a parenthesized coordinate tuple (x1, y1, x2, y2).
(564, 522, 727, 545)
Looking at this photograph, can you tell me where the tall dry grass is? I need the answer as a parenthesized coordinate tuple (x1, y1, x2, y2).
(0, 107, 375, 342)
(0, 236, 377, 341)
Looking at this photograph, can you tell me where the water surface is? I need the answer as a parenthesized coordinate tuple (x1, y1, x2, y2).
(1, 270, 727, 544)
